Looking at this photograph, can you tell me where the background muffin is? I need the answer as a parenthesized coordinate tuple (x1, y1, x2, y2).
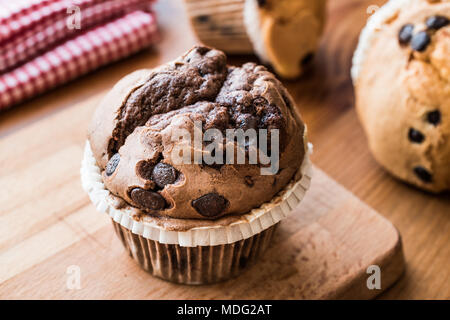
(184, 0, 327, 79)
(352, 0, 450, 193)
(83, 46, 312, 284)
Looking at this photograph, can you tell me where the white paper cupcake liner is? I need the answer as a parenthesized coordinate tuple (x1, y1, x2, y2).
(112, 220, 278, 284)
(81, 139, 313, 247)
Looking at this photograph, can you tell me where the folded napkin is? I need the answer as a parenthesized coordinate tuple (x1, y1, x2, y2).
(0, 0, 158, 111)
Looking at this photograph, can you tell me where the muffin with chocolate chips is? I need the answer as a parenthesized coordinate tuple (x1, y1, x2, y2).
(352, 0, 450, 193)
(81, 46, 312, 284)
(184, 0, 327, 79)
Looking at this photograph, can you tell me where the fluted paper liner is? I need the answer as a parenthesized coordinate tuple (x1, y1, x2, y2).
(81, 140, 312, 247)
(184, 0, 254, 54)
(113, 221, 278, 284)
(81, 137, 311, 284)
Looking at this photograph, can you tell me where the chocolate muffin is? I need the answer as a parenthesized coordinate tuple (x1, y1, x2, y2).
(82, 46, 312, 284)
(352, 0, 450, 193)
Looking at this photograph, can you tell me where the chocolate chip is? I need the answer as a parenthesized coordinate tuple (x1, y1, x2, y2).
(411, 31, 431, 52)
(398, 24, 414, 45)
(130, 188, 166, 210)
(413, 166, 432, 183)
(136, 160, 154, 180)
(408, 128, 425, 143)
(196, 15, 210, 23)
(427, 110, 441, 126)
(152, 163, 178, 188)
(244, 176, 254, 187)
(252, 97, 269, 111)
(426, 15, 449, 30)
(301, 52, 315, 66)
(105, 153, 120, 176)
(192, 193, 229, 217)
(196, 46, 210, 55)
(205, 162, 225, 171)
(257, 0, 267, 7)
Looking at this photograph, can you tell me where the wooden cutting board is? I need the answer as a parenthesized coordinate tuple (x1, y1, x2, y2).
(0, 94, 404, 299)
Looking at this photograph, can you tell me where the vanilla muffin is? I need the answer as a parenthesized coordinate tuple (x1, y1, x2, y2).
(82, 46, 312, 284)
(352, 0, 450, 193)
(184, 0, 327, 79)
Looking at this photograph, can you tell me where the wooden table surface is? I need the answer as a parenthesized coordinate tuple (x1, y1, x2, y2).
(0, 0, 448, 299)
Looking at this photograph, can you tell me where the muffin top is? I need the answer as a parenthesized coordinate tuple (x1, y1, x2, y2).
(88, 46, 306, 220)
(352, 0, 450, 192)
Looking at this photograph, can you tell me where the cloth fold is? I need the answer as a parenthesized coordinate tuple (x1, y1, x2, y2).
(0, 0, 158, 111)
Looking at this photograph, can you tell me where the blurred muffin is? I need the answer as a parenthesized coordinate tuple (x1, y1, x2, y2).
(184, 0, 327, 79)
(352, 0, 450, 192)
(82, 46, 312, 284)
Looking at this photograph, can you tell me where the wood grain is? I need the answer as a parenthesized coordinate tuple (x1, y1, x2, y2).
(0, 0, 448, 299)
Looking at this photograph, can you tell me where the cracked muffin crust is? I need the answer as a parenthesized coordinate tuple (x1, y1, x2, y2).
(88, 46, 306, 220)
(352, 0, 450, 192)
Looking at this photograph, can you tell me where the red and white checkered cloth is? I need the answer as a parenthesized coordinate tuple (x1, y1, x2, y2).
(0, 1, 158, 111)
(0, 0, 153, 72)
